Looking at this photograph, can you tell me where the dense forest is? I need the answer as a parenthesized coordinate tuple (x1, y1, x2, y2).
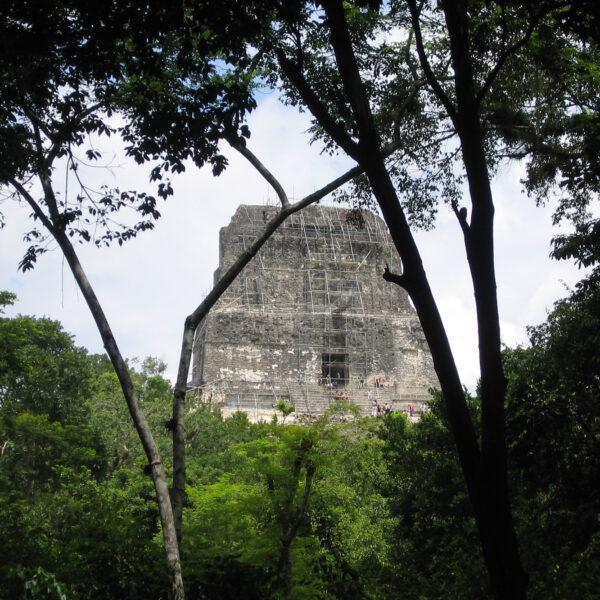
(2, 1, 600, 598)
(1, 252, 598, 599)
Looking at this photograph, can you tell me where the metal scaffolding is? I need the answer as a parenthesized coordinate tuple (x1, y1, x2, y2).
(191, 204, 428, 417)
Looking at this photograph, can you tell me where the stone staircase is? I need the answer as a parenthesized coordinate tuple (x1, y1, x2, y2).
(209, 378, 429, 419)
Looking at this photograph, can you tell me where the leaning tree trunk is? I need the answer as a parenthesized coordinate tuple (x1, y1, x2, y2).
(309, 2, 528, 599)
(15, 176, 185, 600)
(54, 228, 185, 600)
(169, 158, 363, 544)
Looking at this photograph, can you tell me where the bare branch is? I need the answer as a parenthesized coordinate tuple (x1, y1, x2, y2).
(407, 0, 458, 124)
(9, 179, 56, 235)
(382, 262, 407, 289)
(476, 14, 539, 105)
(276, 49, 362, 161)
(170, 160, 364, 540)
(228, 137, 290, 208)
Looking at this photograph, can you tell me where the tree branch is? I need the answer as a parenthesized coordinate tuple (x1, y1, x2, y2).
(476, 15, 539, 105)
(406, 0, 458, 125)
(392, 78, 427, 146)
(228, 137, 290, 208)
(13, 170, 184, 598)
(322, 0, 384, 160)
(382, 262, 408, 290)
(451, 199, 470, 238)
(289, 458, 315, 542)
(169, 160, 364, 542)
(276, 49, 362, 161)
(9, 179, 56, 236)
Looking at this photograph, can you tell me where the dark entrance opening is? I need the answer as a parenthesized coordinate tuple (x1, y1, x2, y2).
(322, 353, 348, 387)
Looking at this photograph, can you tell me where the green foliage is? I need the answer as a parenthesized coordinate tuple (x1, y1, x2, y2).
(0, 306, 170, 599)
(275, 399, 295, 423)
(0, 412, 106, 498)
(182, 418, 395, 599)
(0, 312, 94, 424)
(185, 406, 267, 486)
(504, 267, 600, 599)
(3, 296, 598, 599)
(0, 464, 167, 600)
(321, 399, 362, 422)
(21, 567, 69, 600)
(551, 216, 600, 293)
(0, 291, 16, 313)
(310, 420, 395, 599)
(379, 403, 489, 599)
(184, 425, 319, 597)
(88, 356, 173, 466)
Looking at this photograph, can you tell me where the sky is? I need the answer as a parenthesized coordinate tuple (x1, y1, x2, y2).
(0, 93, 590, 390)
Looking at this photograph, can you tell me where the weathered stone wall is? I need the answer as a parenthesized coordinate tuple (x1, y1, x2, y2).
(192, 205, 438, 416)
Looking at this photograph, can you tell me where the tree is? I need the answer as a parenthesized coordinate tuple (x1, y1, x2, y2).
(183, 416, 395, 599)
(1, 2, 299, 595)
(0, 308, 171, 598)
(0, 2, 214, 593)
(0, 310, 94, 424)
(204, 3, 600, 597)
(380, 400, 489, 598)
(0, 447, 167, 599)
(183, 425, 317, 599)
(1, 7, 370, 589)
(309, 416, 395, 599)
(503, 243, 600, 599)
(275, 400, 296, 424)
(4, 2, 598, 597)
(216, 2, 521, 595)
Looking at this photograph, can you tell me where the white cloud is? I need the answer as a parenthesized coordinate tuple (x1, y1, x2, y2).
(436, 295, 480, 389)
(0, 99, 591, 391)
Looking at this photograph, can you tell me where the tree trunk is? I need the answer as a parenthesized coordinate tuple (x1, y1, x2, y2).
(315, 2, 528, 598)
(169, 161, 363, 543)
(15, 176, 185, 598)
(280, 541, 294, 600)
(439, 2, 528, 597)
(53, 228, 185, 600)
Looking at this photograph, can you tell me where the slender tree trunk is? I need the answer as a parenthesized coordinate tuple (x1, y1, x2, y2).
(273, 445, 315, 600)
(314, 3, 527, 598)
(280, 541, 294, 600)
(14, 176, 184, 598)
(53, 229, 185, 600)
(169, 161, 363, 543)
(320, 0, 480, 492)
(439, 3, 528, 597)
(454, 121, 527, 600)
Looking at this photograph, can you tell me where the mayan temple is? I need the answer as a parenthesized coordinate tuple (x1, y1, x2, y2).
(192, 204, 438, 419)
